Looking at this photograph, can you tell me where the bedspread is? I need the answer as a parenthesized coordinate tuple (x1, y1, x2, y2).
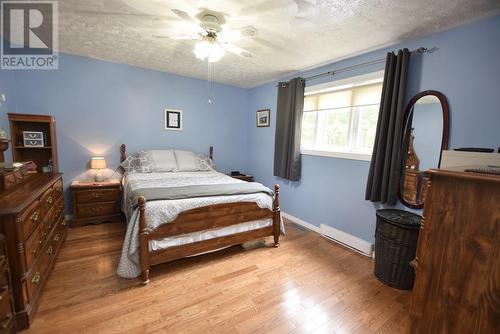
(117, 171, 280, 278)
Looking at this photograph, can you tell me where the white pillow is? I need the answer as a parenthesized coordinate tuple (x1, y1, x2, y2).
(174, 150, 198, 171)
(149, 150, 177, 172)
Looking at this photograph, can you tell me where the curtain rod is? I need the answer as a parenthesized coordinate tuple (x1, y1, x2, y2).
(276, 47, 430, 87)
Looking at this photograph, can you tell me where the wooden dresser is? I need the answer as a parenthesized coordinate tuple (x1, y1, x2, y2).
(0, 173, 66, 330)
(408, 167, 500, 333)
(0, 235, 15, 333)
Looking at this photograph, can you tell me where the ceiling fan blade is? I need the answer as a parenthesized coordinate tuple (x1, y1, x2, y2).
(171, 8, 208, 35)
(171, 9, 198, 24)
(219, 42, 252, 58)
(220, 25, 258, 41)
(168, 35, 200, 40)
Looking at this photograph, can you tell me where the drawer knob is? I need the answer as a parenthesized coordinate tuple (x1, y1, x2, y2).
(46, 246, 53, 255)
(91, 192, 102, 199)
(30, 211, 39, 222)
(32, 272, 41, 284)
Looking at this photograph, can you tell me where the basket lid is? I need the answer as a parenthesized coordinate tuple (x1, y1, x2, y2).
(376, 209, 422, 228)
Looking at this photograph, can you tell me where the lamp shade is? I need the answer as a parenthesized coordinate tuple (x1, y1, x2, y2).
(90, 157, 107, 170)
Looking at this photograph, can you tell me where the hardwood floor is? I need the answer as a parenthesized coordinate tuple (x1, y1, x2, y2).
(24, 220, 410, 333)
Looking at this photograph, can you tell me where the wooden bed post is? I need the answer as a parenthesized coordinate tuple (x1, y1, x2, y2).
(209, 146, 213, 161)
(138, 196, 150, 285)
(273, 184, 280, 247)
(120, 144, 126, 163)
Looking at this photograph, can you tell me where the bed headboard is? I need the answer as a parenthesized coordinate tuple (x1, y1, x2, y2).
(119, 144, 214, 171)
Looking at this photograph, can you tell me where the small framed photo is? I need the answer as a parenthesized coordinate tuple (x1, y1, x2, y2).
(164, 109, 182, 131)
(256, 109, 270, 127)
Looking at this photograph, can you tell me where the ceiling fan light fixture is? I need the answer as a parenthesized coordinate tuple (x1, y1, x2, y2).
(193, 40, 225, 62)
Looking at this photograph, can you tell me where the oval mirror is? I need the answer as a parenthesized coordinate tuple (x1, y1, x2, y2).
(399, 90, 450, 209)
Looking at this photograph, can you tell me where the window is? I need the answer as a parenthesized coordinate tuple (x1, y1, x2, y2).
(301, 72, 383, 161)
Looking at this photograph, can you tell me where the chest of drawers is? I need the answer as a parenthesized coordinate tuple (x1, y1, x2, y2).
(408, 168, 500, 333)
(0, 235, 15, 333)
(0, 174, 66, 331)
(70, 181, 122, 227)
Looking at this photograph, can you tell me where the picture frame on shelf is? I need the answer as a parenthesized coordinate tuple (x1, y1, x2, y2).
(164, 109, 183, 131)
(256, 109, 270, 127)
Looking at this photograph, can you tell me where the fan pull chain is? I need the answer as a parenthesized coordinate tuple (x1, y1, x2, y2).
(207, 60, 212, 104)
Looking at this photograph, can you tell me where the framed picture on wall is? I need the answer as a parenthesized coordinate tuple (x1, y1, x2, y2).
(164, 109, 183, 131)
(256, 109, 270, 127)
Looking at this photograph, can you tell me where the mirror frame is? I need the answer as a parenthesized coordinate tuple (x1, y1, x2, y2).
(398, 90, 450, 209)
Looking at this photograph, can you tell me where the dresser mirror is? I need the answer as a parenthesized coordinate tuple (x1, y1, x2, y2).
(399, 90, 450, 208)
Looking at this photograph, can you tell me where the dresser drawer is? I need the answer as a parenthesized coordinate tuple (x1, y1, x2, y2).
(40, 187, 55, 215)
(26, 254, 49, 302)
(53, 179, 63, 199)
(26, 228, 63, 303)
(76, 189, 119, 204)
(25, 228, 42, 271)
(20, 200, 41, 240)
(42, 207, 55, 241)
(55, 197, 64, 219)
(76, 202, 118, 218)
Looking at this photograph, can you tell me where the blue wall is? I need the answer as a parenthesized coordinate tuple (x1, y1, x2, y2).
(0, 65, 16, 155)
(0, 53, 249, 209)
(246, 15, 500, 242)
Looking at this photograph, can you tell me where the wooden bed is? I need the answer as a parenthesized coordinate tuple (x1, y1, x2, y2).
(119, 144, 281, 284)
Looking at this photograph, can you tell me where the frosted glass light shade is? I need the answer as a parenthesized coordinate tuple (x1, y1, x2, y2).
(194, 40, 225, 62)
(90, 157, 107, 170)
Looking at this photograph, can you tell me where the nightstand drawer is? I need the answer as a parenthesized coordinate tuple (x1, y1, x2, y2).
(76, 189, 119, 204)
(76, 202, 118, 218)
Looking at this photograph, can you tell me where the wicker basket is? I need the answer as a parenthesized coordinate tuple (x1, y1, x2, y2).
(374, 209, 421, 290)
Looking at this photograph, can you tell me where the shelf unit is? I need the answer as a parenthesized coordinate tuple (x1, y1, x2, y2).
(8, 113, 59, 173)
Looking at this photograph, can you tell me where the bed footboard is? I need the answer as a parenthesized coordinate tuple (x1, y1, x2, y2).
(137, 184, 281, 285)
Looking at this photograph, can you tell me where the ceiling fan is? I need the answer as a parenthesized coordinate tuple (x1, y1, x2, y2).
(156, 9, 255, 62)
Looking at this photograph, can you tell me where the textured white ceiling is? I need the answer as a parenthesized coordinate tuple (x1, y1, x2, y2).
(49, 1, 500, 87)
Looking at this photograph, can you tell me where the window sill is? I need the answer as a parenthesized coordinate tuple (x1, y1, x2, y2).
(301, 149, 372, 161)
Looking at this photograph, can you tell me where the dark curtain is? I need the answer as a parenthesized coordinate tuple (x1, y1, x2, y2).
(274, 77, 305, 181)
(365, 49, 410, 204)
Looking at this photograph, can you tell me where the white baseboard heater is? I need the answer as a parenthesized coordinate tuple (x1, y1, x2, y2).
(282, 212, 373, 257)
(320, 224, 373, 257)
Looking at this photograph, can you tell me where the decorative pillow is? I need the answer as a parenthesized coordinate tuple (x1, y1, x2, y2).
(149, 150, 177, 172)
(196, 154, 214, 171)
(174, 150, 198, 171)
(120, 150, 152, 173)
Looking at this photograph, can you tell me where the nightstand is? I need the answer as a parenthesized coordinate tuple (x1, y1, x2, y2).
(230, 174, 254, 182)
(70, 179, 122, 227)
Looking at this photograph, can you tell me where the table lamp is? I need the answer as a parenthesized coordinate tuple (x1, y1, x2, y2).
(90, 156, 107, 182)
